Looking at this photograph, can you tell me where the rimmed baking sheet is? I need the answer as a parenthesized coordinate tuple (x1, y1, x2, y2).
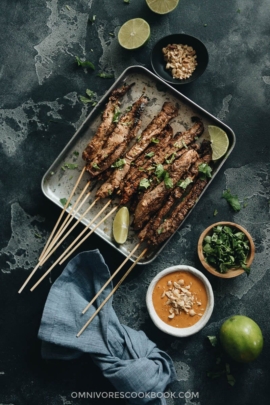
(41, 65, 236, 265)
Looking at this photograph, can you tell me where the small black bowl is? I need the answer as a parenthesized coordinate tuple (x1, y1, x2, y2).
(151, 33, 209, 85)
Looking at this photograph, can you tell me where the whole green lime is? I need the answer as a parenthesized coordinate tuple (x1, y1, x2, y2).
(220, 315, 263, 363)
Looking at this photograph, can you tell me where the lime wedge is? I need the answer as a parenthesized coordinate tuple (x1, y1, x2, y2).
(113, 207, 130, 244)
(146, 0, 179, 14)
(118, 18, 150, 50)
(208, 125, 229, 160)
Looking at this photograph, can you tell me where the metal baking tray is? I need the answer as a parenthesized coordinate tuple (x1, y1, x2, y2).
(41, 65, 235, 265)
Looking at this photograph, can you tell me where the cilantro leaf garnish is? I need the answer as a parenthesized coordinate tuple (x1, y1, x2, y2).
(178, 177, 193, 189)
(155, 164, 165, 179)
(79, 89, 98, 106)
(165, 153, 176, 164)
(75, 56, 95, 70)
(198, 163, 212, 179)
(112, 107, 121, 123)
(207, 335, 218, 347)
(97, 72, 114, 79)
(164, 172, 173, 188)
(222, 189, 241, 211)
(111, 158, 126, 169)
(151, 138, 159, 144)
(60, 198, 71, 207)
(92, 163, 100, 170)
(145, 151, 155, 158)
(202, 225, 251, 273)
(139, 178, 151, 190)
(61, 163, 78, 170)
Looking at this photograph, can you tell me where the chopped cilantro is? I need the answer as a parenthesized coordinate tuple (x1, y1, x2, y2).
(92, 163, 100, 170)
(155, 164, 165, 179)
(111, 158, 126, 169)
(157, 227, 164, 234)
(73, 151, 79, 156)
(182, 140, 188, 149)
(165, 153, 176, 164)
(79, 89, 98, 106)
(222, 189, 241, 211)
(107, 189, 113, 196)
(61, 163, 78, 170)
(207, 335, 218, 347)
(145, 151, 155, 158)
(164, 172, 173, 188)
(178, 177, 193, 189)
(75, 56, 95, 70)
(202, 225, 251, 274)
(151, 138, 159, 144)
(60, 198, 71, 207)
(213, 209, 218, 216)
(124, 0, 130, 3)
(97, 72, 114, 79)
(139, 178, 151, 190)
(198, 163, 212, 179)
(112, 107, 121, 123)
(89, 15, 96, 23)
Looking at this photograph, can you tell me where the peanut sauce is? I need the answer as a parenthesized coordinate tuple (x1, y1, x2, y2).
(152, 271, 208, 328)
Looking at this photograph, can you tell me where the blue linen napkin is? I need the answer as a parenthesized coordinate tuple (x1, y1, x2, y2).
(38, 250, 177, 404)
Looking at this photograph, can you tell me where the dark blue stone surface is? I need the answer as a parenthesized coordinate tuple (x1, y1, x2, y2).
(0, 1, 269, 404)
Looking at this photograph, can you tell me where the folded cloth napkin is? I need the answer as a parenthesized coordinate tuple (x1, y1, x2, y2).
(38, 250, 177, 405)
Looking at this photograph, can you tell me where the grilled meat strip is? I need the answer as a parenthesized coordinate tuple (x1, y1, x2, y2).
(86, 94, 149, 177)
(95, 102, 177, 198)
(82, 83, 134, 163)
(96, 125, 173, 199)
(120, 118, 204, 205)
(138, 140, 212, 243)
(149, 178, 208, 245)
(133, 148, 199, 230)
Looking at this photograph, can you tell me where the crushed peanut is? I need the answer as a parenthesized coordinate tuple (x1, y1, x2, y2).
(162, 278, 205, 320)
(162, 43, 198, 80)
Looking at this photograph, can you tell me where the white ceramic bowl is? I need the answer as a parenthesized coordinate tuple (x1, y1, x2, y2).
(146, 265, 214, 337)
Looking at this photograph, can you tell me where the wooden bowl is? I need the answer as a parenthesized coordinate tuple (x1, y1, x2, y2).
(197, 222, 255, 278)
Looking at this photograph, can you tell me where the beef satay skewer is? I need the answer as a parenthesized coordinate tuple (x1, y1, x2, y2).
(86, 94, 149, 176)
(77, 248, 148, 338)
(121, 118, 204, 205)
(138, 143, 212, 243)
(96, 102, 178, 199)
(133, 148, 199, 230)
(30, 201, 116, 292)
(83, 83, 134, 163)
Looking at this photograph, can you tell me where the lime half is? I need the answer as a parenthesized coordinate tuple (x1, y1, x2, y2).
(208, 125, 229, 160)
(118, 18, 150, 50)
(146, 0, 179, 14)
(113, 207, 130, 244)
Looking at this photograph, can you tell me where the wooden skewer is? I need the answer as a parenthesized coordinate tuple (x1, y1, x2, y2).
(18, 261, 42, 294)
(30, 201, 116, 292)
(39, 197, 100, 267)
(76, 248, 148, 338)
(38, 167, 86, 262)
(82, 242, 141, 314)
(18, 196, 98, 294)
(59, 204, 118, 265)
(40, 181, 90, 261)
